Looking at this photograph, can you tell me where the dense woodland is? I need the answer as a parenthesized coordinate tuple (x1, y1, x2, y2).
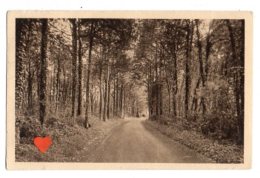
(15, 18, 244, 146)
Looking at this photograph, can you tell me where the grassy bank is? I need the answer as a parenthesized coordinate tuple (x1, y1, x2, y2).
(144, 119, 243, 163)
(15, 116, 123, 162)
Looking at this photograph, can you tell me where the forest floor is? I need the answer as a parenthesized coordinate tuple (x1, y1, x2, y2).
(15, 115, 125, 162)
(145, 119, 244, 163)
(16, 116, 213, 163)
(16, 116, 243, 163)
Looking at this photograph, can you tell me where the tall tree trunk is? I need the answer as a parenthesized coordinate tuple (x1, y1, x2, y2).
(107, 76, 111, 119)
(113, 78, 116, 117)
(62, 66, 67, 108)
(165, 78, 171, 115)
(77, 33, 83, 116)
(103, 81, 107, 121)
(103, 52, 109, 121)
(158, 48, 163, 116)
(120, 84, 124, 118)
(172, 37, 178, 118)
(26, 20, 33, 114)
(27, 59, 33, 114)
(39, 19, 48, 125)
(55, 44, 61, 112)
(205, 34, 211, 80)
(90, 84, 95, 114)
(184, 20, 193, 120)
(71, 19, 78, 119)
(15, 20, 26, 114)
(116, 77, 119, 116)
(239, 20, 245, 145)
(99, 60, 103, 120)
(195, 20, 206, 115)
(85, 21, 94, 128)
(148, 64, 152, 119)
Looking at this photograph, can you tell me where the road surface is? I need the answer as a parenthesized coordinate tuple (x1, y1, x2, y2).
(87, 117, 213, 163)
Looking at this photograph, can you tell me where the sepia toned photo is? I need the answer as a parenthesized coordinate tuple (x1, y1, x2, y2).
(6, 11, 252, 169)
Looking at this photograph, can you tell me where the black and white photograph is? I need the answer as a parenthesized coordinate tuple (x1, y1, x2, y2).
(6, 11, 252, 169)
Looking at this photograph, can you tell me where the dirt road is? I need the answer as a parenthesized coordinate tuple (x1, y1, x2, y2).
(87, 117, 213, 163)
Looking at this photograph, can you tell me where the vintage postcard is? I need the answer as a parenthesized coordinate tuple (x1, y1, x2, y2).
(6, 11, 252, 169)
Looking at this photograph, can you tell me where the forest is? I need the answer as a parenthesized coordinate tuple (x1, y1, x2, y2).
(15, 18, 245, 163)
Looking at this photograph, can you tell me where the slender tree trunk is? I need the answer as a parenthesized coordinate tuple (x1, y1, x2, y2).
(195, 20, 206, 115)
(27, 60, 33, 113)
(120, 84, 124, 118)
(55, 44, 61, 112)
(90, 84, 95, 114)
(148, 64, 152, 119)
(165, 79, 171, 115)
(113, 78, 116, 117)
(239, 20, 245, 145)
(184, 20, 193, 120)
(122, 86, 126, 118)
(158, 48, 163, 116)
(71, 19, 78, 119)
(77, 28, 83, 116)
(49, 69, 53, 105)
(62, 66, 67, 107)
(116, 77, 119, 116)
(172, 39, 178, 118)
(39, 19, 48, 125)
(26, 21, 33, 114)
(205, 34, 211, 80)
(103, 79, 107, 121)
(99, 61, 103, 120)
(85, 21, 94, 128)
(77, 38, 83, 116)
(103, 51, 109, 121)
(107, 76, 111, 119)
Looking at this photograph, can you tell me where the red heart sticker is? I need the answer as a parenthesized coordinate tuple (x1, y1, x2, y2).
(34, 136, 52, 153)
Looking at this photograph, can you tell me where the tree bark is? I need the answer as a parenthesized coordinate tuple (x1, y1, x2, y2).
(77, 29, 83, 116)
(103, 51, 109, 121)
(107, 76, 111, 119)
(15, 19, 27, 114)
(39, 19, 48, 125)
(184, 20, 193, 120)
(113, 78, 116, 117)
(99, 56, 103, 120)
(85, 21, 94, 128)
(55, 42, 61, 112)
(195, 20, 206, 115)
(239, 20, 245, 145)
(71, 19, 78, 119)
(120, 84, 124, 117)
(172, 34, 178, 118)
(26, 20, 33, 114)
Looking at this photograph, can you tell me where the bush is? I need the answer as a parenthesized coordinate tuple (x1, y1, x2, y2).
(16, 116, 45, 144)
(149, 114, 157, 121)
(200, 113, 238, 141)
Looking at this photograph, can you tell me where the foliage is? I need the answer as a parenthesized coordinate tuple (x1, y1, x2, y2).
(15, 115, 124, 162)
(146, 120, 243, 163)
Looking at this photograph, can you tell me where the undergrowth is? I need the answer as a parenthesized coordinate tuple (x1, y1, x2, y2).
(145, 119, 243, 163)
(15, 114, 122, 162)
